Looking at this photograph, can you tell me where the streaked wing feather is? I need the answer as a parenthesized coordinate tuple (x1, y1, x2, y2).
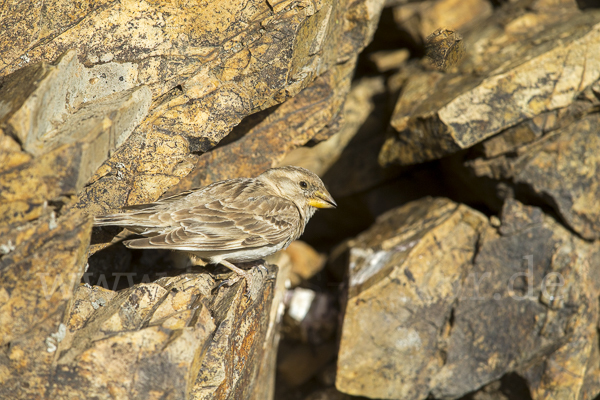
(95, 178, 254, 228)
(124, 196, 300, 251)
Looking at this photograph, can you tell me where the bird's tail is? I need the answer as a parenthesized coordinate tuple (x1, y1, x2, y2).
(93, 212, 155, 228)
(94, 200, 162, 227)
(94, 213, 131, 227)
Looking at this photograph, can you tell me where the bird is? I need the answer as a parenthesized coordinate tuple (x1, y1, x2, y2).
(94, 166, 337, 288)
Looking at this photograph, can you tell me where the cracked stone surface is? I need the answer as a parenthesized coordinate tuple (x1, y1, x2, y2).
(0, 0, 385, 398)
(336, 197, 600, 400)
(467, 99, 600, 240)
(379, 5, 600, 166)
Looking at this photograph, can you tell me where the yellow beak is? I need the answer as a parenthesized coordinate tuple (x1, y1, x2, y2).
(309, 190, 337, 209)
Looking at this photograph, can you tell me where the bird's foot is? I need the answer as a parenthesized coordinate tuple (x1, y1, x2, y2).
(216, 261, 268, 299)
(217, 270, 251, 289)
(216, 260, 255, 298)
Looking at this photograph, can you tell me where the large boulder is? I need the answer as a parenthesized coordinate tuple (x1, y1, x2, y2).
(337, 197, 600, 399)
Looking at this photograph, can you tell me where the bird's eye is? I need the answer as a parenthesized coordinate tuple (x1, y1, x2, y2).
(299, 181, 308, 189)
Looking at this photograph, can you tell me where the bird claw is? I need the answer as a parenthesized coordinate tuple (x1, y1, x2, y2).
(217, 272, 245, 287)
(213, 263, 267, 300)
(215, 278, 233, 291)
(214, 271, 253, 296)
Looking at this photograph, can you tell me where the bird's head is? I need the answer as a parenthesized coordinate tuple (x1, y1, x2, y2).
(258, 166, 337, 214)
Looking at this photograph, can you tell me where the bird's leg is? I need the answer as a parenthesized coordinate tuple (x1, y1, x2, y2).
(219, 259, 251, 278)
(218, 260, 253, 293)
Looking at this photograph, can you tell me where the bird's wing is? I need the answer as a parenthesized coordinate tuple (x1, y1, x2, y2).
(94, 178, 254, 228)
(124, 195, 301, 251)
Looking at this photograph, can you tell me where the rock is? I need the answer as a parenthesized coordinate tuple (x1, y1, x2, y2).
(337, 197, 485, 398)
(1, 228, 285, 400)
(392, 0, 492, 46)
(336, 197, 600, 399)
(466, 380, 514, 400)
(167, 60, 356, 194)
(286, 288, 317, 327)
(184, 266, 278, 400)
(2, 0, 386, 219)
(0, 44, 152, 396)
(579, 335, 600, 400)
(425, 28, 466, 71)
(380, 5, 600, 166)
(0, 210, 92, 399)
(76, 126, 197, 220)
(0, 50, 150, 157)
(0, 50, 151, 227)
(52, 277, 214, 399)
(44, 265, 279, 399)
(1, 0, 381, 104)
(1, 0, 388, 397)
(468, 112, 600, 241)
(0, 131, 31, 174)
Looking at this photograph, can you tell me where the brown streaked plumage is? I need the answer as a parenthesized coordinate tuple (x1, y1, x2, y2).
(94, 166, 336, 286)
